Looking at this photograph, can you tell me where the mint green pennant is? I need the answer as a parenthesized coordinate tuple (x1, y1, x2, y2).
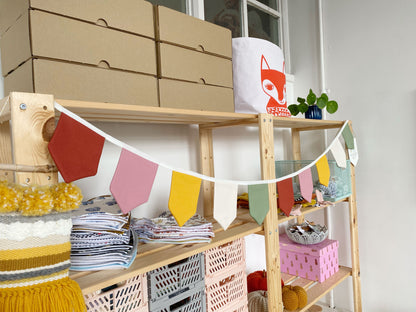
(248, 184, 270, 225)
(342, 126, 355, 149)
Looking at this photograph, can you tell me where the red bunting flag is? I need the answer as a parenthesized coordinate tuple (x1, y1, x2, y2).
(48, 113, 105, 183)
(110, 149, 158, 214)
(276, 178, 294, 217)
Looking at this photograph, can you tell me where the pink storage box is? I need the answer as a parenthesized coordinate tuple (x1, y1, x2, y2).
(279, 234, 339, 283)
(204, 238, 246, 283)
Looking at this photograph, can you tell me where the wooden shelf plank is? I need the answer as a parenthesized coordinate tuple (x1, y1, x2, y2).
(283, 266, 352, 312)
(54, 98, 345, 130)
(277, 198, 349, 224)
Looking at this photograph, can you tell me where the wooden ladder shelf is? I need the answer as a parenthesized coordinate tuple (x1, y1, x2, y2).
(0, 92, 362, 311)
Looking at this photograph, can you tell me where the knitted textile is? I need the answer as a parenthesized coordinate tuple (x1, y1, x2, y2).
(0, 211, 85, 312)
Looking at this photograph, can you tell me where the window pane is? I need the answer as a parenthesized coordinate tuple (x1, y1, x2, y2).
(147, 0, 186, 13)
(253, 0, 278, 11)
(248, 5, 279, 46)
(205, 0, 242, 38)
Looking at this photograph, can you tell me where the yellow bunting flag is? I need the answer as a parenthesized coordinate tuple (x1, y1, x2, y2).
(168, 171, 202, 226)
(316, 155, 330, 187)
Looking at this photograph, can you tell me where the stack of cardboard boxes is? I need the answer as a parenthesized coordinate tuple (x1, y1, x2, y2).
(0, 0, 234, 112)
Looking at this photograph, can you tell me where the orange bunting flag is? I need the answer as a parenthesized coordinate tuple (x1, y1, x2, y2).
(168, 171, 202, 226)
(316, 155, 330, 187)
(277, 178, 294, 217)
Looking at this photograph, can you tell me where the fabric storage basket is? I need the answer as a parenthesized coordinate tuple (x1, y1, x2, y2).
(279, 234, 339, 283)
(84, 273, 148, 312)
(204, 238, 246, 283)
(275, 160, 352, 202)
(147, 253, 205, 305)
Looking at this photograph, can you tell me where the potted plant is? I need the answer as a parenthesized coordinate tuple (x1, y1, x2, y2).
(288, 89, 338, 119)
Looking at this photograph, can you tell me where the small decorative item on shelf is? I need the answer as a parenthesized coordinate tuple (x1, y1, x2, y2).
(282, 285, 308, 311)
(286, 220, 328, 245)
(247, 270, 268, 293)
(248, 290, 268, 312)
(288, 89, 338, 119)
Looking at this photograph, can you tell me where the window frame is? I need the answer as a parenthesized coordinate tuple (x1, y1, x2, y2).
(188, 0, 291, 72)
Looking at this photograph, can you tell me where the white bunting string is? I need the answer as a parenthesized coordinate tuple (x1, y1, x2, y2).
(54, 101, 350, 185)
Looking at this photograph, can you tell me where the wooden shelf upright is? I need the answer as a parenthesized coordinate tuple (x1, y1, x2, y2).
(0, 92, 362, 311)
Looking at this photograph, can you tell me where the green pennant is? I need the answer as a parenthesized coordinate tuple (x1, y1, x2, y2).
(342, 126, 355, 149)
(248, 184, 270, 225)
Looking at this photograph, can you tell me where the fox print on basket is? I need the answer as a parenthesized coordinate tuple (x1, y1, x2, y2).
(261, 55, 291, 117)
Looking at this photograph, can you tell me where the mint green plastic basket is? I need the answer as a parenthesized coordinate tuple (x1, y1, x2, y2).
(275, 160, 352, 202)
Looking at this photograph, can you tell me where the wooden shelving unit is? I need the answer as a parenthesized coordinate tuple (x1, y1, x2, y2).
(0, 92, 362, 312)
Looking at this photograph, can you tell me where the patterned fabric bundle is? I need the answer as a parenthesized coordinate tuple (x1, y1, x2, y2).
(0, 183, 85, 312)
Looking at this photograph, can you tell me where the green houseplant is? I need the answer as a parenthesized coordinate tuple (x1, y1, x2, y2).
(288, 89, 338, 119)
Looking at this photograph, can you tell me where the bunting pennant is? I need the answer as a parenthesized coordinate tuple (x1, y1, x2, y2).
(330, 139, 347, 168)
(168, 171, 202, 226)
(316, 155, 330, 187)
(48, 113, 105, 183)
(277, 178, 294, 217)
(213, 182, 238, 230)
(342, 125, 355, 149)
(348, 138, 359, 166)
(110, 148, 159, 214)
(248, 184, 269, 225)
(299, 168, 313, 203)
(316, 189, 324, 202)
(49, 103, 359, 229)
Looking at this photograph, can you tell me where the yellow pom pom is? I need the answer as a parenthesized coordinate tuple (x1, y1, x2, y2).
(52, 182, 83, 212)
(282, 289, 298, 311)
(293, 286, 308, 308)
(0, 180, 21, 213)
(19, 185, 53, 216)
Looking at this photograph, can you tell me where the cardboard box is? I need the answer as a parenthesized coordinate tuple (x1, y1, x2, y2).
(0, 9, 157, 76)
(158, 43, 233, 88)
(279, 234, 339, 283)
(158, 78, 234, 112)
(5, 58, 159, 107)
(155, 5, 232, 59)
(0, 0, 154, 38)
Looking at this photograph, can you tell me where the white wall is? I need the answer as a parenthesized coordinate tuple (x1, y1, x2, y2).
(289, 0, 416, 311)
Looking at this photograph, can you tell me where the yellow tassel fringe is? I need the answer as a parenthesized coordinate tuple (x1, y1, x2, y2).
(0, 181, 83, 216)
(0, 277, 86, 312)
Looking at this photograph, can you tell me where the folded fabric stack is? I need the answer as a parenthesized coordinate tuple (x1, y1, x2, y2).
(132, 211, 214, 244)
(70, 196, 137, 271)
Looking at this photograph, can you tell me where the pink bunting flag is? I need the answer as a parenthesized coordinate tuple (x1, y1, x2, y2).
(110, 149, 158, 214)
(276, 178, 294, 217)
(299, 168, 313, 203)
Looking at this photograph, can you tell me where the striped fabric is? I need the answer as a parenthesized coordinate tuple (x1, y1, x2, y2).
(0, 212, 85, 312)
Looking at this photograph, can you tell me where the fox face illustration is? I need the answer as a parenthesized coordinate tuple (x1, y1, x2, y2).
(261, 55, 291, 117)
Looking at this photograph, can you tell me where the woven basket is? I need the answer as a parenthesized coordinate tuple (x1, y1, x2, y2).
(286, 222, 328, 245)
